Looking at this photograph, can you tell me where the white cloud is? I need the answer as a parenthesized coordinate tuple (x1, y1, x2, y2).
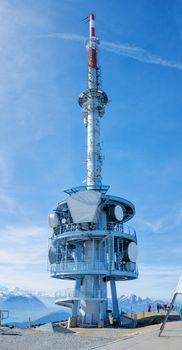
(0, 193, 18, 214)
(0, 152, 19, 214)
(101, 40, 182, 70)
(40, 32, 182, 70)
(140, 264, 181, 278)
(0, 225, 47, 260)
(139, 218, 165, 233)
(39, 33, 85, 42)
(0, 224, 181, 297)
(0, 224, 74, 292)
(116, 264, 181, 300)
(136, 203, 182, 234)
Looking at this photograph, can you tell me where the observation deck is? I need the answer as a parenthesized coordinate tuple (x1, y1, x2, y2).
(48, 222, 138, 281)
(55, 288, 107, 302)
(50, 260, 138, 280)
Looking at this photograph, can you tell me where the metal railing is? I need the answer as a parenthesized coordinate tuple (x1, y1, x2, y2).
(55, 287, 107, 300)
(107, 223, 136, 239)
(58, 223, 97, 234)
(50, 260, 107, 274)
(125, 262, 138, 274)
(55, 222, 136, 239)
(50, 260, 138, 275)
(64, 185, 110, 195)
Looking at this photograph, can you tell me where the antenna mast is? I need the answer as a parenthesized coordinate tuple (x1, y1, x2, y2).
(79, 13, 108, 189)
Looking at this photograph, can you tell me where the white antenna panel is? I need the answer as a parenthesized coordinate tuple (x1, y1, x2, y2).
(48, 213, 59, 228)
(67, 190, 101, 224)
(128, 242, 138, 262)
(114, 205, 124, 221)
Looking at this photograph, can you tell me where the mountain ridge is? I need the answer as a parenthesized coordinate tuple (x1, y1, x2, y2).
(0, 284, 167, 313)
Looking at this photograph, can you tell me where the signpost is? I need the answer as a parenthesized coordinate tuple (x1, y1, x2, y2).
(158, 274, 182, 336)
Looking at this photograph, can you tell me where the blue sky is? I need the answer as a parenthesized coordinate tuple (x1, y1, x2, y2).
(0, 0, 182, 300)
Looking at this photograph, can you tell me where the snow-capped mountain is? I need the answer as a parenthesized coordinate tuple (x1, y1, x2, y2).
(0, 285, 53, 298)
(1, 294, 47, 311)
(0, 285, 168, 324)
(0, 285, 69, 324)
(117, 294, 165, 313)
(0, 291, 47, 323)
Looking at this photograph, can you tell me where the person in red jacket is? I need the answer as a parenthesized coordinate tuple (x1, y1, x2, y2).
(148, 303, 151, 312)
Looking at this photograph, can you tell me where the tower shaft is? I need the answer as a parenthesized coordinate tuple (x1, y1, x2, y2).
(79, 13, 108, 189)
(87, 100, 102, 188)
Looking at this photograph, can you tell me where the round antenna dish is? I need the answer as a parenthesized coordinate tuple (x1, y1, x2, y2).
(48, 246, 62, 264)
(61, 218, 67, 224)
(114, 205, 124, 221)
(48, 246, 57, 264)
(48, 213, 59, 228)
(128, 242, 138, 262)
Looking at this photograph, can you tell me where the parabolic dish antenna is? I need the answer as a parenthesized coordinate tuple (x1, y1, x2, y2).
(48, 213, 59, 228)
(114, 205, 124, 221)
(128, 242, 138, 262)
(48, 246, 57, 264)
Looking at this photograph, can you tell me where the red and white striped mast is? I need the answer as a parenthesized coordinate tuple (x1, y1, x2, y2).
(79, 13, 108, 189)
(89, 13, 95, 38)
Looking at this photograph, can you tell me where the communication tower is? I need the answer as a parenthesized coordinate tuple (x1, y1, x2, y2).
(48, 14, 138, 327)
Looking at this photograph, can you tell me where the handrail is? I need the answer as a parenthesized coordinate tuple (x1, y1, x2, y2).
(64, 185, 110, 195)
(55, 223, 136, 239)
(50, 260, 138, 275)
(55, 288, 107, 299)
(107, 223, 136, 238)
(50, 260, 107, 273)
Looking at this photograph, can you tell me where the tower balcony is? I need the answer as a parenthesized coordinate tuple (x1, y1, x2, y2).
(49, 260, 138, 280)
(55, 287, 107, 301)
(53, 223, 137, 242)
(49, 220, 138, 282)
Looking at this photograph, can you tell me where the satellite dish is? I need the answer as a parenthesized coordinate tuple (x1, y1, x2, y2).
(128, 242, 138, 262)
(48, 247, 57, 264)
(48, 213, 59, 228)
(109, 205, 124, 221)
(61, 218, 67, 224)
(48, 246, 62, 264)
(114, 205, 124, 221)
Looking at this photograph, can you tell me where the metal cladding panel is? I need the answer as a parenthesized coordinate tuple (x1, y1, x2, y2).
(67, 190, 101, 224)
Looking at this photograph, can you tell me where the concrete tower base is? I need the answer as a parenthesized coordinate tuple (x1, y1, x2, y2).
(79, 300, 107, 326)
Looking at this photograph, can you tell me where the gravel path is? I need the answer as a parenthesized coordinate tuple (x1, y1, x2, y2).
(0, 323, 164, 350)
(0, 328, 113, 350)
